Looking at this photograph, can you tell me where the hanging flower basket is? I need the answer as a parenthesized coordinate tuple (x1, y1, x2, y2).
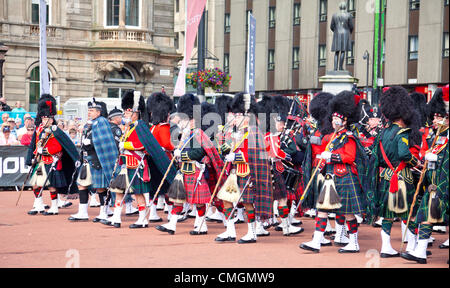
(186, 68, 232, 92)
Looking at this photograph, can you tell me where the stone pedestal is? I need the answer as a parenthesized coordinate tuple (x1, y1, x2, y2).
(319, 70, 358, 95)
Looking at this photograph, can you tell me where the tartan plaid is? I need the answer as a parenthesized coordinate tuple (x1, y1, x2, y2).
(43, 163, 67, 188)
(91, 117, 119, 182)
(272, 164, 288, 200)
(416, 144, 449, 224)
(377, 167, 416, 219)
(126, 167, 151, 195)
(246, 125, 273, 220)
(90, 166, 109, 189)
(326, 165, 366, 215)
(184, 170, 211, 204)
(194, 129, 225, 184)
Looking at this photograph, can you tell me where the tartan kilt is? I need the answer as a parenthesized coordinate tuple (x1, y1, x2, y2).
(378, 168, 416, 219)
(183, 171, 211, 204)
(326, 166, 365, 215)
(91, 166, 109, 189)
(415, 191, 449, 225)
(238, 174, 255, 204)
(127, 167, 151, 195)
(44, 163, 67, 188)
(272, 165, 288, 201)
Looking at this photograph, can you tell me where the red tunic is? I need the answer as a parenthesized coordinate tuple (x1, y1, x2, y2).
(34, 125, 63, 165)
(150, 123, 174, 160)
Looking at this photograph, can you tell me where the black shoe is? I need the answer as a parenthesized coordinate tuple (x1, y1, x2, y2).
(380, 252, 400, 258)
(42, 211, 58, 216)
(321, 241, 333, 247)
(100, 219, 111, 225)
(215, 236, 236, 242)
(178, 215, 188, 223)
(334, 242, 348, 247)
(27, 210, 42, 215)
(400, 252, 427, 264)
(149, 218, 163, 223)
(299, 243, 320, 253)
(237, 238, 256, 244)
(234, 219, 245, 224)
(155, 225, 175, 235)
(206, 217, 222, 223)
(92, 217, 104, 223)
(289, 228, 304, 235)
(125, 211, 139, 216)
(68, 216, 89, 221)
(338, 248, 359, 253)
(427, 251, 432, 256)
(257, 232, 271, 237)
(129, 223, 148, 229)
(44, 205, 50, 210)
(439, 244, 449, 249)
(274, 226, 282, 232)
(190, 230, 207, 235)
(291, 221, 303, 226)
(106, 222, 121, 228)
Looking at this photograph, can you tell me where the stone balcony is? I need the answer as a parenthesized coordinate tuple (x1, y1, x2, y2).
(92, 28, 157, 51)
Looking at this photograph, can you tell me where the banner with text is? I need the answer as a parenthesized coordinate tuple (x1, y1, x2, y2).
(0, 146, 30, 187)
(245, 13, 256, 95)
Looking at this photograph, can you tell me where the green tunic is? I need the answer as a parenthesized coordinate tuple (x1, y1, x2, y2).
(373, 124, 419, 220)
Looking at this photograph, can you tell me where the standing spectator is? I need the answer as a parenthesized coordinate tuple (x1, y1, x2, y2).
(7, 118, 17, 138)
(20, 124, 35, 146)
(0, 97, 12, 111)
(15, 118, 23, 129)
(17, 116, 35, 141)
(1, 112, 8, 124)
(12, 101, 26, 112)
(68, 127, 80, 146)
(0, 126, 19, 145)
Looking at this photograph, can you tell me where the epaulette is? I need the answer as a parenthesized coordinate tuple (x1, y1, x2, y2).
(397, 128, 411, 135)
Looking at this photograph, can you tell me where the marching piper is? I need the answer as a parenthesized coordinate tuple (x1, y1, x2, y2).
(69, 99, 118, 222)
(26, 94, 78, 216)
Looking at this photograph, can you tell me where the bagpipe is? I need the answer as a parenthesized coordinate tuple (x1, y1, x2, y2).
(16, 120, 56, 206)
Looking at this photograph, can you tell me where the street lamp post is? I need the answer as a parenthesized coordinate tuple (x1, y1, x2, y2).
(0, 43, 9, 99)
(363, 50, 370, 102)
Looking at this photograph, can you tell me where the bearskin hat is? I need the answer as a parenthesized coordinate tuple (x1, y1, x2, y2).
(272, 95, 291, 123)
(108, 106, 123, 120)
(121, 90, 148, 123)
(36, 94, 57, 126)
(255, 95, 274, 132)
(147, 92, 174, 125)
(381, 86, 416, 123)
(176, 94, 200, 120)
(230, 92, 257, 115)
(427, 88, 449, 121)
(215, 95, 233, 125)
(328, 90, 359, 125)
(409, 92, 428, 127)
(201, 102, 218, 133)
(309, 92, 334, 121)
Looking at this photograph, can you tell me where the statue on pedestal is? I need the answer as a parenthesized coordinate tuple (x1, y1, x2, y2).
(331, 2, 354, 71)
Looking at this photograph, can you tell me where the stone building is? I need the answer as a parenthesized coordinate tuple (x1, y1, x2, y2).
(0, 0, 179, 112)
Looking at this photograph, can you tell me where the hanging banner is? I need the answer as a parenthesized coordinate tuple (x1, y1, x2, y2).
(174, 0, 208, 96)
(0, 146, 30, 187)
(39, 0, 50, 95)
(245, 13, 256, 95)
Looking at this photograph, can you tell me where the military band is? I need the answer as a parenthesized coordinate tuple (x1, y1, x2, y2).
(22, 85, 449, 265)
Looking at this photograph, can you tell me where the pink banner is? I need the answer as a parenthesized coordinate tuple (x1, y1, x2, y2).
(174, 0, 208, 96)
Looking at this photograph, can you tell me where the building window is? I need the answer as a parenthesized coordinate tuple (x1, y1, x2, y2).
(224, 13, 231, 33)
(106, 0, 120, 26)
(107, 88, 133, 98)
(268, 49, 275, 71)
(409, 0, 420, 10)
(29, 66, 52, 112)
(319, 45, 327, 67)
(224, 53, 229, 74)
(382, 39, 386, 63)
(175, 0, 179, 13)
(293, 47, 300, 69)
(106, 67, 135, 83)
(125, 0, 140, 27)
(175, 33, 179, 50)
(346, 41, 355, 65)
(319, 0, 327, 22)
(293, 3, 301, 26)
(444, 32, 449, 58)
(269, 7, 276, 28)
(445, 0, 449, 6)
(32, 0, 50, 25)
(347, 0, 355, 17)
(408, 35, 419, 60)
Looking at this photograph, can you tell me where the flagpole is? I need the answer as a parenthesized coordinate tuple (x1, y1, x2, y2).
(39, 0, 50, 95)
(184, 0, 188, 94)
